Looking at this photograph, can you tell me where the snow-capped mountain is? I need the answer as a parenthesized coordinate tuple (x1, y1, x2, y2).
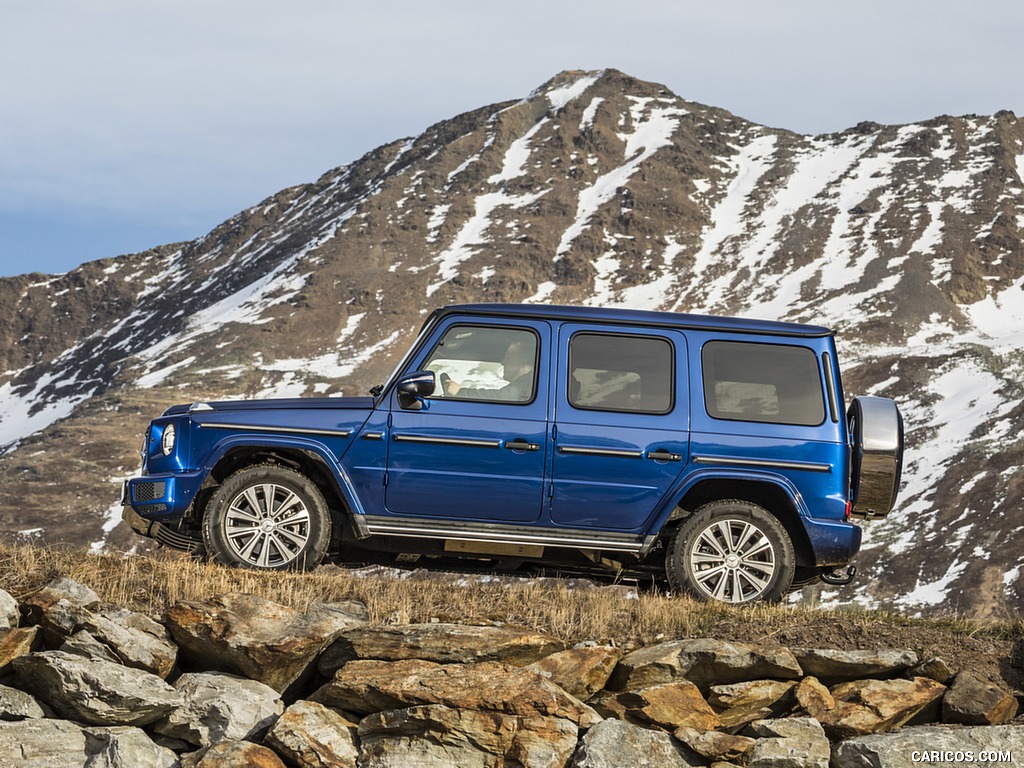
(1, 69, 1022, 616)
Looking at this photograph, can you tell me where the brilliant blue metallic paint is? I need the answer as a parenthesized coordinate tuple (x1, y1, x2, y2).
(124, 303, 865, 570)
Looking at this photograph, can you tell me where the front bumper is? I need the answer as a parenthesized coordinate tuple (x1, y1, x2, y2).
(121, 470, 206, 522)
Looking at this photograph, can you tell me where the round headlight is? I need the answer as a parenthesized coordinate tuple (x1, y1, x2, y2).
(161, 424, 176, 456)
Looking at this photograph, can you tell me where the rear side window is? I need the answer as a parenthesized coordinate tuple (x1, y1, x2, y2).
(569, 333, 673, 414)
(702, 341, 825, 426)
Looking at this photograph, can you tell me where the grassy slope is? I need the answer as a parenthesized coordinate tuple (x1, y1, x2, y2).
(2, 542, 1021, 693)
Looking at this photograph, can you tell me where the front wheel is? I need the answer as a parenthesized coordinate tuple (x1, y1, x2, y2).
(202, 464, 331, 571)
(666, 500, 795, 604)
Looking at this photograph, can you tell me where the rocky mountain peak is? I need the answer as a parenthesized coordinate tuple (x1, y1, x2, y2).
(0, 70, 1022, 616)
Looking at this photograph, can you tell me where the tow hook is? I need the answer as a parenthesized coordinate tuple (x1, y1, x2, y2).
(820, 564, 857, 586)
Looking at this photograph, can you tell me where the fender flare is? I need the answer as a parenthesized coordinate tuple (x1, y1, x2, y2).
(203, 434, 371, 537)
(644, 466, 810, 545)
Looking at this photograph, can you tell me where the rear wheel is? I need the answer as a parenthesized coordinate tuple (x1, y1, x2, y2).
(203, 464, 331, 571)
(667, 500, 795, 604)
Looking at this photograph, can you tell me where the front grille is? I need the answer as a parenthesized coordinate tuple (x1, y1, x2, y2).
(133, 482, 166, 502)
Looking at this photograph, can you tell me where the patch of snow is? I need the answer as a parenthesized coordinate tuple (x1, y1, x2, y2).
(545, 72, 601, 111)
(489, 119, 549, 184)
(135, 356, 196, 389)
(580, 97, 604, 130)
(557, 100, 687, 259)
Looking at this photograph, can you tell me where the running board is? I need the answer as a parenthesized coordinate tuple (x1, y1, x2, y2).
(363, 515, 647, 554)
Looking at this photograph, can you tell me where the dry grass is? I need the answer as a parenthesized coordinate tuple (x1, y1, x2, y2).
(0, 541, 1020, 650)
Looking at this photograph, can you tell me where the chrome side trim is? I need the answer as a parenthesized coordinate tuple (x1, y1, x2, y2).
(393, 434, 502, 449)
(362, 432, 385, 440)
(692, 454, 832, 473)
(558, 445, 644, 459)
(198, 423, 353, 438)
(364, 516, 646, 553)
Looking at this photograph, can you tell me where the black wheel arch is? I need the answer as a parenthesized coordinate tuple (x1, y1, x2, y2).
(667, 478, 816, 569)
(202, 446, 355, 545)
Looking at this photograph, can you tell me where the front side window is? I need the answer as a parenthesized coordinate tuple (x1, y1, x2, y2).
(424, 325, 537, 404)
(702, 341, 825, 426)
(568, 333, 673, 414)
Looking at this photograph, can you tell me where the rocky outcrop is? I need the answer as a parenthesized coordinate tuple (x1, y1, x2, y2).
(0, 580, 1021, 767)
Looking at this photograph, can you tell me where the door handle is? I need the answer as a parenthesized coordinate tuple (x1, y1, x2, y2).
(505, 439, 540, 452)
(647, 449, 682, 462)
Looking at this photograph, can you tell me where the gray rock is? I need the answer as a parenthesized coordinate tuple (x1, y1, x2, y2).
(0, 719, 89, 768)
(745, 717, 830, 768)
(792, 648, 919, 682)
(11, 650, 181, 726)
(19, 577, 100, 645)
(0, 682, 47, 719)
(832, 724, 1024, 768)
(154, 671, 283, 747)
(0, 719, 176, 768)
(81, 725, 179, 768)
(910, 656, 956, 684)
(571, 717, 700, 767)
(942, 670, 1019, 725)
(75, 606, 178, 679)
(265, 700, 359, 768)
(0, 589, 17, 629)
(61, 629, 122, 664)
(609, 638, 803, 690)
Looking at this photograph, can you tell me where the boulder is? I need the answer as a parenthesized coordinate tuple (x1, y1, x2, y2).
(833, 724, 1024, 768)
(166, 593, 366, 696)
(319, 622, 566, 674)
(264, 700, 360, 768)
(821, 677, 947, 739)
(527, 646, 621, 701)
(61, 629, 122, 664)
(793, 676, 835, 721)
(708, 679, 796, 727)
(0, 588, 17, 629)
(593, 681, 721, 731)
(673, 725, 756, 762)
(11, 650, 181, 726)
(571, 717, 699, 767)
(153, 671, 283, 747)
(0, 718, 88, 767)
(358, 704, 578, 768)
(0, 719, 176, 768)
(791, 648, 918, 682)
(312, 659, 602, 727)
(19, 577, 101, 646)
(0, 682, 48, 720)
(182, 739, 288, 768)
(73, 605, 178, 678)
(0, 626, 40, 671)
(744, 717, 830, 768)
(81, 725, 179, 767)
(909, 656, 955, 684)
(608, 638, 802, 691)
(942, 670, 1019, 725)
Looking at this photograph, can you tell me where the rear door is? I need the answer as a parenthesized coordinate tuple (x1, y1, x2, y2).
(385, 318, 550, 523)
(550, 326, 689, 531)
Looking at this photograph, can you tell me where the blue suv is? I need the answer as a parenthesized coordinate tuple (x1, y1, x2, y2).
(122, 304, 903, 603)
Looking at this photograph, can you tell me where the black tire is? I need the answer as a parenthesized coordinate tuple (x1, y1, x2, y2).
(666, 500, 795, 604)
(202, 464, 331, 571)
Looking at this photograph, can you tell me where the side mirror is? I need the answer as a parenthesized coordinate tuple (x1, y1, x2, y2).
(396, 370, 436, 410)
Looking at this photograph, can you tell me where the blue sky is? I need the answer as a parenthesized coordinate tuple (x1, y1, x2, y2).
(1, 0, 1020, 277)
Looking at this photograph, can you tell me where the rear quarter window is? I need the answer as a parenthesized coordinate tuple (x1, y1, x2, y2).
(702, 341, 825, 426)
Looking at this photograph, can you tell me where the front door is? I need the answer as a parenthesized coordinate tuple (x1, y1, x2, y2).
(385, 319, 550, 523)
(550, 326, 689, 531)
